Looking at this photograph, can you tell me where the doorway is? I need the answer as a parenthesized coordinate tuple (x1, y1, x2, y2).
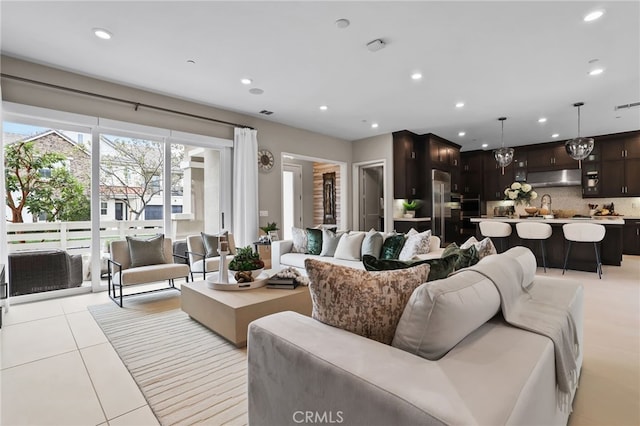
(360, 165, 384, 231)
(282, 163, 303, 240)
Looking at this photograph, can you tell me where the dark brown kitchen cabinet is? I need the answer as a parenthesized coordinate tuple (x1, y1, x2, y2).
(623, 219, 640, 255)
(430, 138, 460, 168)
(460, 151, 483, 196)
(526, 143, 576, 171)
(600, 158, 640, 197)
(393, 131, 423, 199)
(625, 159, 640, 196)
(600, 131, 640, 161)
(483, 151, 514, 200)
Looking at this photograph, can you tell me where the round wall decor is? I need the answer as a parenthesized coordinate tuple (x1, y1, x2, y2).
(258, 149, 274, 171)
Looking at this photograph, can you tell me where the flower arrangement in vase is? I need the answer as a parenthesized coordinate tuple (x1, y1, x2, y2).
(504, 182, 538, 217)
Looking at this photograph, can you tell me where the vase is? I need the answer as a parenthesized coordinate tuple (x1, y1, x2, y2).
(514, 202, 529, 218)
(404, 210, 416, 218)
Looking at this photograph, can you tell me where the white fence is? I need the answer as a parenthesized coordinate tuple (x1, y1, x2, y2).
(6, 220, 164, 254)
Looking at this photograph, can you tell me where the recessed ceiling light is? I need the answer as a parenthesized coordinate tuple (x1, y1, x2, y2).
(371, 123, 379, 129)
(249, 88, 264, 95)
(335, 18, 350, 29)
(584, 10, 604, 22)
(319, 105, 328, 111)
(241, 78, 252, 85)
(458, 131, 466, 137)
(411, 72, 422, 80)
(455, 102, 465, 108)
(481, 143, 489, 148)
(538, 118, 547, 123)
(551, 133, 560, 138)
(93, 28, 112, 40)
(589, 68, 604, 76)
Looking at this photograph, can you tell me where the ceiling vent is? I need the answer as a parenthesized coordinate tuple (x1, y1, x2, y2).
(366, 39, 386, 52)
(614, 102, 640, 111)
(259, 110, 274, 115)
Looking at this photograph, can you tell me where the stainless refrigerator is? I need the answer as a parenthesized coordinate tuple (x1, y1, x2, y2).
(431, 169, 451, 239)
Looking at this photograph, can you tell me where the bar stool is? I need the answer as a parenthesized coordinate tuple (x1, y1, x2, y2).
(516, 222, 552, 272)
(479, 221, 512, 253)
(562, 223, 606, 279)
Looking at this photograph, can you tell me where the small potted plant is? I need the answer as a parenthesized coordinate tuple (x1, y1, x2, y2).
(228, 246, 265, 282)
(259, 222, 279, 241)
(403, 200, 418, 218)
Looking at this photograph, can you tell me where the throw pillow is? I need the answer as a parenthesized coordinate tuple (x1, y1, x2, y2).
(363, 253, 458, 282)
(392, 267, 501, 360)
(460, 236, 497, 259)
(398, 229, 432, 260)
(442, 243, 480, 270)
(380, 233, 405, 259)
(306, 228, 323, 255)
(291, 227, 308, 253)
(201, 232, 219, 258)
(333, 232, 366, 261)
(126, 234, 166, 268)
(361, 228, 384, 259)
(320, 228, 343, 257)
(305, 258, 430, 345)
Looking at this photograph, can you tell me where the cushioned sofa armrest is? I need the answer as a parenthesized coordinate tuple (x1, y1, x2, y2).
(270, 240, 293, 271)
(248, 311, 478, 426)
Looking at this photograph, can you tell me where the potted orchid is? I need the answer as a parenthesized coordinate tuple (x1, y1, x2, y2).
(504, 182, 538, 206)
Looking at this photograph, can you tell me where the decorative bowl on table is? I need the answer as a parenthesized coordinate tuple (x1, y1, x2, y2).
(524, 207, 539, 215)
(228, 268, 264, 280)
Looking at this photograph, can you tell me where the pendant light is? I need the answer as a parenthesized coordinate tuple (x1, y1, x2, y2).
(565, 102, 594, 169)
(493, 116, 514, 175)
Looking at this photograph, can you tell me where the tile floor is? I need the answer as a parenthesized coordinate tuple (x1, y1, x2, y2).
(1, 257, 639, 426)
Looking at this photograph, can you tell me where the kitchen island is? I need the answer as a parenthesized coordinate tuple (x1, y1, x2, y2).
(470, 216, 624, 272)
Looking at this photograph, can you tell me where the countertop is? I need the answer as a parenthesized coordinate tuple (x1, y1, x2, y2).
(470, 216, 624, 225)
(394, 217, 432, 222)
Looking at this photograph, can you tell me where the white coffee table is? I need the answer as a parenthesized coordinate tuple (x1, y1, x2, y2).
(181, 278, 312, 347)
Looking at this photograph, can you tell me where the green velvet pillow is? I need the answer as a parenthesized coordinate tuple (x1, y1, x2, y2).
(201, 232, 220, 258)
(363, 254, 457, 282)
(380, 234, 406, 259)
(126, 234, 165, 267)
(306, 228, 323, 255)
(363, 244, 479, 281)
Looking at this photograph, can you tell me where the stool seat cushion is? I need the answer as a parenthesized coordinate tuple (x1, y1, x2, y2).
(479, 221, 512, 238)
(562, 223, 606, 243)
(516, 222, 552, 240)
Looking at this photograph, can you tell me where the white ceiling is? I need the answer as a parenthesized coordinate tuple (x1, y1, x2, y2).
(1, 1, 639, 150)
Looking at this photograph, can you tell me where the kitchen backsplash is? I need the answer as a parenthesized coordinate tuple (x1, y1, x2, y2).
(486, 187, 640, 216)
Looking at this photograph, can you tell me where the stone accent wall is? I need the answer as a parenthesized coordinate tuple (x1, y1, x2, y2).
(313, 163, 341, 227)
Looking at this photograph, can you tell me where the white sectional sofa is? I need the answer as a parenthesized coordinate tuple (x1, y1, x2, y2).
(271, 235, 444, 273)
(249, 247, 584, 425)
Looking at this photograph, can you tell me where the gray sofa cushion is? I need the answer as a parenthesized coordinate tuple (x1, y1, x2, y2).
(201, 232, 219, 258)
(392, 266, 501, 359)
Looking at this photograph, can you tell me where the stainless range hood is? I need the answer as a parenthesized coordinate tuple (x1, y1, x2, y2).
(526, 169, 581, 188)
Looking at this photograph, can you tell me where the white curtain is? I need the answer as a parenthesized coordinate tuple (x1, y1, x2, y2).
(232, 127, 259, 248)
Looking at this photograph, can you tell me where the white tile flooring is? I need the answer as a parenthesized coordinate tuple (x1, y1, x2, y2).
(1, 291, 159, 426)
(1, 256, 639, 426)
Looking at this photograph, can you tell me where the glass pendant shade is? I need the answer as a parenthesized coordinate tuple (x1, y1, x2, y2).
(565, 102, 594, 165)
(565, 136, 594, 160)
(493, 117, 513, 170)
(494, 147, 515, 167)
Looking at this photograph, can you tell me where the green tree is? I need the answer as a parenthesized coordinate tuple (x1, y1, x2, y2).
(5, 141, 89, 223)
(99, 138, 183, 220)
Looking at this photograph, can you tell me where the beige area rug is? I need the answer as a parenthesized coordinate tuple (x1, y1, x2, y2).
(88, 293, 248, 426)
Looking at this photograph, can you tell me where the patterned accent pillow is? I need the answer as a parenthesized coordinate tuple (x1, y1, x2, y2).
(398, 229, 432, 260)
(380, 234, 406, 259)
(305, 259, 430, 344)
(306, 228, 323, 255)
(361, 229, 384, 259)
(320, 228, 344, 257)
(460, 236, 497, 259)
(442, 243, 480, 270)
(127, 234, 165, 267)
(291, 227, 308, 253)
